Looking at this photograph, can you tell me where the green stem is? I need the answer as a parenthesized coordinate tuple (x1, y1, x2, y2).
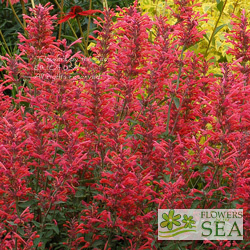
(204, 0, 228, 57)
(166, 99, 173, 135)
(0, 29, 11, 55)
(155, 0, 159, 16)
(15, 199, 20, 250)
(176, 47, 185, 90)
(30, 0, 35, 9)
(86, 0, 92, 46)
(76, 16, 89, 56)
(40, 182, 64, 232)
(232, 0, 239, 14)
(20, 0, 27, 28)
(170, 87, 188, 135)
(15, 198, 20, 217)
(35, 167, 40, 193)
(202, 143, 224, 209)
(119, 99, 127, 121)
(166, 46, 185, 135)
(191, 240, 196, 250)
(102, 0, 108, 9)
(58, 0, 64, 40)
(8, 0, 26, 34)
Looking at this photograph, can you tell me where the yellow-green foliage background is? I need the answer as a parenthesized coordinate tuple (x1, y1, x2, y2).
(139, 0, 249, 70)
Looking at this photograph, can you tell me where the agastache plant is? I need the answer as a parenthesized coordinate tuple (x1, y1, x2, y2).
(0, 1, 249, 249)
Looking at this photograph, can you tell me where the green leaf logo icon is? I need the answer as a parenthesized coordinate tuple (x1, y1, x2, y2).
(160, 209, 181, 230)
(182, 214, 196, 228)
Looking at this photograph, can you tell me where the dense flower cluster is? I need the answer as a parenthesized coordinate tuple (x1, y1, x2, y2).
(0, 2, 249, 249)
(2, 0, 28, 6)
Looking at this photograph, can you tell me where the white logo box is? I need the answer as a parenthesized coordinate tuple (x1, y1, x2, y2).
(158, 209, 243, 240)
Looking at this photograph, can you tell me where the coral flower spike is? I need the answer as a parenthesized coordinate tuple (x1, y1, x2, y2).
(58, 6, 103, 24)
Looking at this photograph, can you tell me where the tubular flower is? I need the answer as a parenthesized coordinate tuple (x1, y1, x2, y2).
(2, 0, 27, 6)
(58, 6, 103, 24)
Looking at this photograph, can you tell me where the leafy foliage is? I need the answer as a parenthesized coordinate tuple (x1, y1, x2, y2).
(139, 0, 250, 66)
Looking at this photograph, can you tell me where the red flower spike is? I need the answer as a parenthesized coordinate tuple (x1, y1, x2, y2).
(58, 6, 103, 24)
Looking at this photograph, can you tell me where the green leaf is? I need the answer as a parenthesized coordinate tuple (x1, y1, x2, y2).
(162, 242, 180, 250)
(75, 190, 85, 198)
(173, 96, 180, 109)
(231, 200, 241, 208)
(54, 201, 66, 205)
(203, 3, 212, 13)
(201, 165, 209, 173)
(53, 225, 60, 235)
(54, 244, 68, 250)
(92, 239, 106, 247)
(151, 240, 156, 248)
(194, 191, 204, 198)
(191, 200, 201, 209)
(217, 1, 224, 13)
(61, 34, 78, 42)
(33, 237, 41, 247)
(18, 200, 36, 208)
(17, 227, 24, 235)
(46, 223, 60, 234)
(44, 230, 54, 238)
(6, 220, 17, 226)
(214, 24, 227, 37)
(214, 73, 223, 78)
(164, 173, 170, 182)
(32, 220, 41, 227)
(0, 43, 7, 56)
(203, 33, 209, 42)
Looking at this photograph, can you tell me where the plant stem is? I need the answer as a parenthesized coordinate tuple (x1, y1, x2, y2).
(76, 16, 89, 56)
(166, 46, 185, 135)
(191, 240, 196, 250)
(30, 0, 35, 9)
(58, 0, 64, 40)
(102, 0, 108, 9)
(176, 47, 185, 90)
(20, 0, 27, 28)
(14, 199, 20, 250)
(0, 29, 11, 55)
(232, 0, 239, 14)
(8, 0, 26, 34)
(35, 167, 40, 193)
(170, 87, 188, 135)
(155, 0, 159, 16)
(204, 0, 228, 57)
(86, 0, 92, 46)
(202, 143, 224, 209)
(166, 99, 173, 135)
